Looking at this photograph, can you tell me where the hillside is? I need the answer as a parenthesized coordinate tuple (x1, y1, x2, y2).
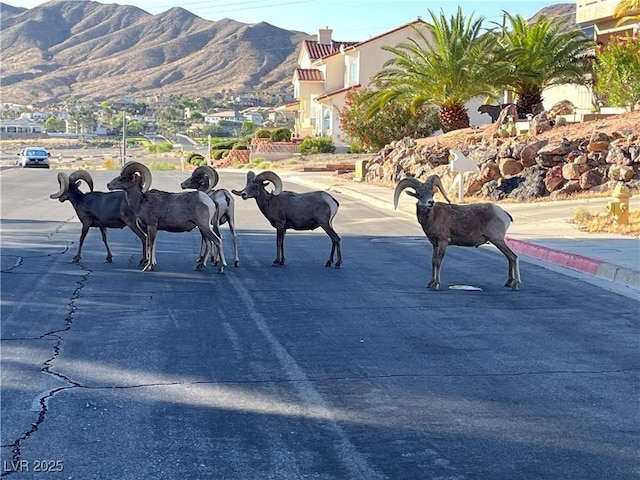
(0, 1, 578, 105)
(0, 0, 311, 104)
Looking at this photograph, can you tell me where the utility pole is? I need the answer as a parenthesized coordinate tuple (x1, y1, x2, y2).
(207, 134, 212, 166)
(121, 109, 127, 167)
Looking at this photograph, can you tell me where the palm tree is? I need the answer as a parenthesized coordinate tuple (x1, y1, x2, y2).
(366, 7, 507, 133)
(614, 0, 640, 24)
(499, 12, 593, 115)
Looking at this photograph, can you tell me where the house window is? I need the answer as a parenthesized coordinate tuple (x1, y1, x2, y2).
(349, 63, 358, 84)
(323, 108, 331, 131)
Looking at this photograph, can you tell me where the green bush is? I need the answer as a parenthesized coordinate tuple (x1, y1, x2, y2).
(186, 152, 206, 166)
(298, 137, 336, 154)
(147, 142, 173, 154)
(211, 139, 235, 150)
(270, 127, 291, 142)
(212, 149, 229, 160)
(232, 142, 248, 150)
(254, 129, 272, 138)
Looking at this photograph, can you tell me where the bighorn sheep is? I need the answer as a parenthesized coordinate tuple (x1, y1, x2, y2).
(232, 171, 342, 268)
(106, 162, 226, 273)
(394, 174, 520, 290)
(180, 165, 239, 267)
(50, 169, 147, 264)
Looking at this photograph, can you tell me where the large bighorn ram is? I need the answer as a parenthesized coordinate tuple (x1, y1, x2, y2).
(180, 165, 239, 267)
(50, 170, 147, 264)
(107, 162, 227, 273)
(232, 171, 342, 268)
(394, 174, 520, 290)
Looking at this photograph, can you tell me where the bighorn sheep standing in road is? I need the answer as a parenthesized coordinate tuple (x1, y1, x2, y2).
(107, 162, 227, 273)
(50, 170, 147, 264)
(394, 174, 520, 290)
(232, 171, 342, 268)
(180, 165, 239, 267)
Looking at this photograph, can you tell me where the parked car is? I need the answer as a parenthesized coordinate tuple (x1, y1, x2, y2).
(17, 147, 51, 168)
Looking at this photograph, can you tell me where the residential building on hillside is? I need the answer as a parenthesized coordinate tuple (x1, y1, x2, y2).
(543, 0, 639, 114)
(576, 0, 639, 42)
(287, 22, 491, 151)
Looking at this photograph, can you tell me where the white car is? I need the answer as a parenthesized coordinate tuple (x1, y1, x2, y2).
(17, 147, 51, 168)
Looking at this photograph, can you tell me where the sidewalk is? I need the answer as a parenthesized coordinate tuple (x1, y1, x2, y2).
(281, 171, 640, 297)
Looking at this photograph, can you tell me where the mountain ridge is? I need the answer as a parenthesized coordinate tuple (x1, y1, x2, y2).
(0, 1, 578, 105)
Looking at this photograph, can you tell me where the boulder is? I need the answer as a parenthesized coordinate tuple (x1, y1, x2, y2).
(498, 157, 524, 176)
(608, 164, 636, 181)
(520, 140, 548, 167)
(580, 168, 605, 190)
(545, 165, 565, 192)
(548, 100, 575, 117)
(587, 132, 610, 152)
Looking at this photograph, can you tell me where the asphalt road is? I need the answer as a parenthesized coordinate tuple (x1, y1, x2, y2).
(1, 168, 638, 479)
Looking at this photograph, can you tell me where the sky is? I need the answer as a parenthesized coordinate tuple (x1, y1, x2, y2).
(8, 0, 570, 40)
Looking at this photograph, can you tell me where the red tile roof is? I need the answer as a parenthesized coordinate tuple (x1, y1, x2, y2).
(295, 68, 324, 81)
(304, 40, 359, 60)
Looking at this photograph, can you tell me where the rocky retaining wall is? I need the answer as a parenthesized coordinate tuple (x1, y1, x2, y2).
(365, 129, 640, 202)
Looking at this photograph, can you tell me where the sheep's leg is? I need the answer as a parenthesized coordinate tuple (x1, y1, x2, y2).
(428, 242, 447, 290)
(73, 224, 91, 263)
(200, 224, 226, 273)
(143, 227, 157, 271)
(226, 215, 240, 267)
(196, 233, 211, 271)
(99, 227, 114, 263)
(321, 225, 342, 268)
(492, 239, 521, 290)
(130, 223, 148, 266)
(273, 228, 286, 265)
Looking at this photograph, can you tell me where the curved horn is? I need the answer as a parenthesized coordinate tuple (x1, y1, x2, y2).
(122, 161, 152, 193)
(255, 171, 282, 195)
(193, 165, 219, 192)
(50, 172, 70, 199)
(393, 177, 423, 210)
(426, 174, 451, 204)
(69, 170, 94, 192)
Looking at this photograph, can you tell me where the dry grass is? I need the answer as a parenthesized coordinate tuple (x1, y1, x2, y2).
(570, 208, 640, 237)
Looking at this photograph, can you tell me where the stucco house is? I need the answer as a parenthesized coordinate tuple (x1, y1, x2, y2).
(287, 21, 499, 151)
(543, 0, 639, 115)
(289, 22, 418, 149)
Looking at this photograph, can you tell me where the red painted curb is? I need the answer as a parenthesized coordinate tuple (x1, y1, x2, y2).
(506, 236, 603, 275)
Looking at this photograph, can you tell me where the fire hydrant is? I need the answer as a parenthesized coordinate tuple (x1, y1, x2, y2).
(606, 181, 630, 225)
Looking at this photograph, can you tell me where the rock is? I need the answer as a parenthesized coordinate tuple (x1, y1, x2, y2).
(509, 166, 549, 200)
(548, 100, 575, 117)
(545, 165, 565, 192)
(520, 140, 548, 167)
(580, 168, 605, 190)
(608, 164, 636, 181)
(562, 162, 587, 180)
(588, 132, 610, 152)
(498, 157, 524, 176)
(551, 180, 581, 198)
(606, 145, 632, 166)
(530, 112, 553, 135)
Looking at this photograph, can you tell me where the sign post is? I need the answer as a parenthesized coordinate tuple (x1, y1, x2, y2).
(449, 149, 478, 202)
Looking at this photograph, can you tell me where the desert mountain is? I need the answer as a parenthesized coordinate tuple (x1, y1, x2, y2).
(0, 1, 577, 106)
(0, 0, 312, 104)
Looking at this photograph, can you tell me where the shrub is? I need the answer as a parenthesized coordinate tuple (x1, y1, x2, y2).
(340, 86, 440, 152)
(212, 149, 228, 160)
(254, 129, 272, 138)
(593, 33, 640, 109)
(270, 127, 292, 142)
(147, 142, 173, 154)
(298, 137, 336, 155)
(232, 142, 248, 150)
(186, 152, 206, 166)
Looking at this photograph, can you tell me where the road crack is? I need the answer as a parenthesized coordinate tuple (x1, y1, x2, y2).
(1, 264, 89, 476)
